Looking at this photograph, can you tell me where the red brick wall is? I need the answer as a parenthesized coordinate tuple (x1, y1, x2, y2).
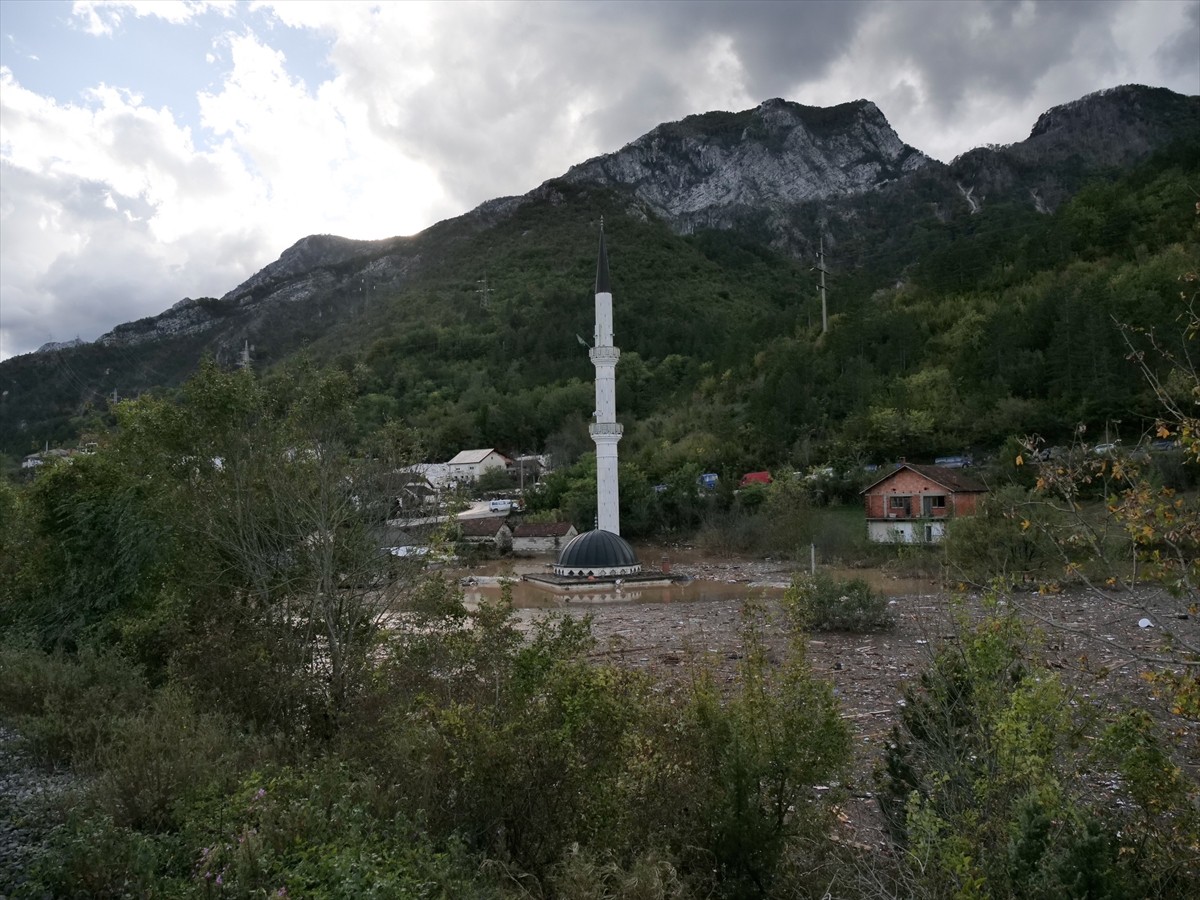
(864, 469, 982, 519)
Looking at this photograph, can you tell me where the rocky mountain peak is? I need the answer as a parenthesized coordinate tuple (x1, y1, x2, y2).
(561, 96, 929, 232)
(950, 84, 1199, 212)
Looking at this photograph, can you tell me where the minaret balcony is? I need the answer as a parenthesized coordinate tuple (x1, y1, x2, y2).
(589, 346, 620, 362)
(589, 422, 624, 437)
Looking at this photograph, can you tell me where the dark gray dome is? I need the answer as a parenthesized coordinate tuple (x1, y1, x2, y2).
(554, 529, 640, 573)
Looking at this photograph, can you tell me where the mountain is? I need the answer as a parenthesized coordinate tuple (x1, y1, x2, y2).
(948, 84, 1200, 212)
(2, 84, 1197, 466)
(560, 97, 931, 231)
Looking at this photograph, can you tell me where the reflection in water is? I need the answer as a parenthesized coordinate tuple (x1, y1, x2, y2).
(463, 578, 782, 610)
(453, 554, 938, 611)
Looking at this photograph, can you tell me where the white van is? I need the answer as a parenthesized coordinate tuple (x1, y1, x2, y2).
(488, 499, 514, 513)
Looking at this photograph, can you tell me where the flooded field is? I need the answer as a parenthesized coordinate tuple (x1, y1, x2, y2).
(451, 547, 939, 611)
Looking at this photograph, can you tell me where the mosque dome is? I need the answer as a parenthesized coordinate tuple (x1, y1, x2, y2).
(553, 529, 641, 578)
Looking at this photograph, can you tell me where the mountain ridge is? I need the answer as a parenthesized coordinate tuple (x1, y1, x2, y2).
(2, 83, 1197, 462)
(63, 83, 1198, 356)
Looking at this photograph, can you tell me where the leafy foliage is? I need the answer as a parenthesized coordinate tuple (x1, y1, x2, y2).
(3, 148, 1198, 483)
(787, 573, 895, 633)
(875, 606, 1200, 898)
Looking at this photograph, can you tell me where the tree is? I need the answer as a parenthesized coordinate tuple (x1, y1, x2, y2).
(1014, 246, 1199, 717)
(112, 358, 427, 733)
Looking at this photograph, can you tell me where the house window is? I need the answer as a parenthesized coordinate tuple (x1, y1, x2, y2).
(922, 494, 949, 517)
(889, 496, 907, 509)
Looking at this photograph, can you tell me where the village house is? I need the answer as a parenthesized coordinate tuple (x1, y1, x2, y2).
(512, 522, 578, 555)
(391, 472, 438, 511)
(447, 448, 511, 483)
(402, 462, 452, 490)
(861, 462, 988, 544)
(458, 515, 513, 552)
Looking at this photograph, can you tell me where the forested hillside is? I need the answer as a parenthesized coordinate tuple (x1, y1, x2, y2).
(270, 143, 1200, 472)
(1, 105, 1197, 478)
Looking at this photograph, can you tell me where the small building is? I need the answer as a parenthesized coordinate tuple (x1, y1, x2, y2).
(392, 472, 438, 511)
(512, 522, 578, 555)
(861, 463, 988, 544)
(403, 462, 452, 490)
(21, 448, 75, 469)
(458, 515, 513, 551)
(553, 529, 641, 578)
(447, 448, 511, 483)
(511, 454, 547, 486)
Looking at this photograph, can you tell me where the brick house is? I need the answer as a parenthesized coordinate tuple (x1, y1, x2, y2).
(511, 522, 578, 555)
(861, 463, 988, 544)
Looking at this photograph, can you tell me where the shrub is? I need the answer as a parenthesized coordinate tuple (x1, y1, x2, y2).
(676, 599, 852, 898)
(786, 573, 894, 633)
(93, 687, 242, 832)
(872, 605, 1200, 898)
(0, 640, 150, 768)
(943, 484, 1061, 586)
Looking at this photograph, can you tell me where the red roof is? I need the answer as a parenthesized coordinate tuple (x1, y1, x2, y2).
(740, 471, 772, 486)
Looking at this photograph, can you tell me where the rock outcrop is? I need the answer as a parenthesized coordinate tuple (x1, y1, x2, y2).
(562, 98, 930, 232)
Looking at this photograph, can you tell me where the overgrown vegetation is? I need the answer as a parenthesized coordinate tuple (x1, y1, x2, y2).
(873, 605, 1199, 898)
(787, 573, 895, 633)
(4, 160, 1200, 896)
(2, 344, 1198, 897)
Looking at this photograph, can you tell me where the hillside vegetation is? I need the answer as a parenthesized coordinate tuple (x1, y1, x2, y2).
(2, 136, 1197, 494)
(285, 145, 1199, 470)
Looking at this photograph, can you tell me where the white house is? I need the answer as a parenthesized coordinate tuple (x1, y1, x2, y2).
(447, 448, 511, 482)
(403, 462, 452, 490)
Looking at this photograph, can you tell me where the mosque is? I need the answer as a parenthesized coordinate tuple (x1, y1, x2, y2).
(525, 225, 673, 590)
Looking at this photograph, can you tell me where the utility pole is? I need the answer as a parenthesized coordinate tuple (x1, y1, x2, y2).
(475, 275, 494, 309)
(818, 231, 828, 335)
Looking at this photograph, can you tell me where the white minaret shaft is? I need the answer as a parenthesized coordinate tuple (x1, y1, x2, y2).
(589, 226, 622, 534)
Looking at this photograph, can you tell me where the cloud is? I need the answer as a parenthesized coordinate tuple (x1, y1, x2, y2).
(0, 23, 446, 358)
(71, 0, 236, 37)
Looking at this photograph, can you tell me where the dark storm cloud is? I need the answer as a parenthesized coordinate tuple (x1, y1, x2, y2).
(1158, 0, 1200, 77)
(569, 0, 867, 112)
(345, 1, 874, 214)
(577, 69, 686, 156)
(866, 0, 1124, 115)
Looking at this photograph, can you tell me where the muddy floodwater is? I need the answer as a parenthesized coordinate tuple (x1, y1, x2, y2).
(451, 546, 937, 611)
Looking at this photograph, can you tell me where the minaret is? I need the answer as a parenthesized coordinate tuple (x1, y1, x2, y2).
(590, 224, 622, 534)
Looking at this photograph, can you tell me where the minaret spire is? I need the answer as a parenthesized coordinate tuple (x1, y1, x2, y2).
(589, 220, 622, 534)
(595, 218, 611, 294)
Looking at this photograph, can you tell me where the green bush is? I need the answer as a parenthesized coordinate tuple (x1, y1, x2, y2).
(28, 813, 182, 900)
(943, 484, 1062, 586)
(787, 573, 894, 633)
(0, 640, 149, 768)
(873, 605, 1200, 898)
(677, 600, 851, 898)
(93, 687, 241, 832)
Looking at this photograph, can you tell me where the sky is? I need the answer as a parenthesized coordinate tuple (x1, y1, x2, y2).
(1, 0, 1197, 360)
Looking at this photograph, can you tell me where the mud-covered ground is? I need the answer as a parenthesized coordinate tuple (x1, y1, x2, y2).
(470, 550, 1199, 848)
